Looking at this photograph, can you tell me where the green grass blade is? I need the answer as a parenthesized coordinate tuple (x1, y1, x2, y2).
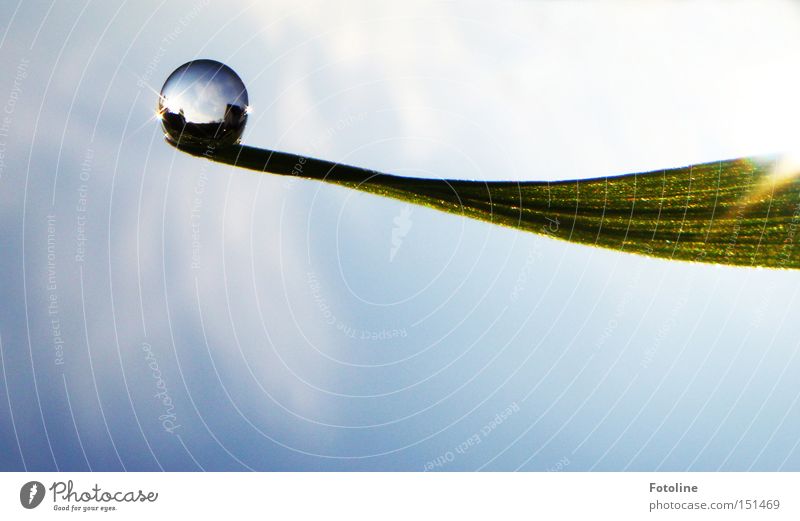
(174, 143, 800, 269)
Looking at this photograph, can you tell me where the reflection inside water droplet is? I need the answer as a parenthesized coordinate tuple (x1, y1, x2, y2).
(158, 59, 249, 148)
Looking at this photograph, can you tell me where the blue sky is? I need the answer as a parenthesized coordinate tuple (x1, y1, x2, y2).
(1, 0, 800, 471)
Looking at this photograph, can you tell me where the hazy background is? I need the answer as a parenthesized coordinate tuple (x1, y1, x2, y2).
(2, 0, 800, 471)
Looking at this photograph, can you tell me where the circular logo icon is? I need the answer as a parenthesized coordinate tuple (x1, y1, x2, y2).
(20, 481, 45, 509)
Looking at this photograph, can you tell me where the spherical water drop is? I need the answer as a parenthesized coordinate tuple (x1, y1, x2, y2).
(158, 59, 249, 148)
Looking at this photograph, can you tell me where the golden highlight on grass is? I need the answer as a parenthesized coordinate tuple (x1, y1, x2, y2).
(172, 142, 800, 270)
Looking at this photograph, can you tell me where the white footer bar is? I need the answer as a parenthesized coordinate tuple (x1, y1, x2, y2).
(1, 472, 796, 519)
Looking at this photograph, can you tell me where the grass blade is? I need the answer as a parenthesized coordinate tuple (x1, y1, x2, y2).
(173, 143, 800, 269)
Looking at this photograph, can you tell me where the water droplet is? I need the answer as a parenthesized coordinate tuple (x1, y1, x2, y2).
(158, 59, 248, 148)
